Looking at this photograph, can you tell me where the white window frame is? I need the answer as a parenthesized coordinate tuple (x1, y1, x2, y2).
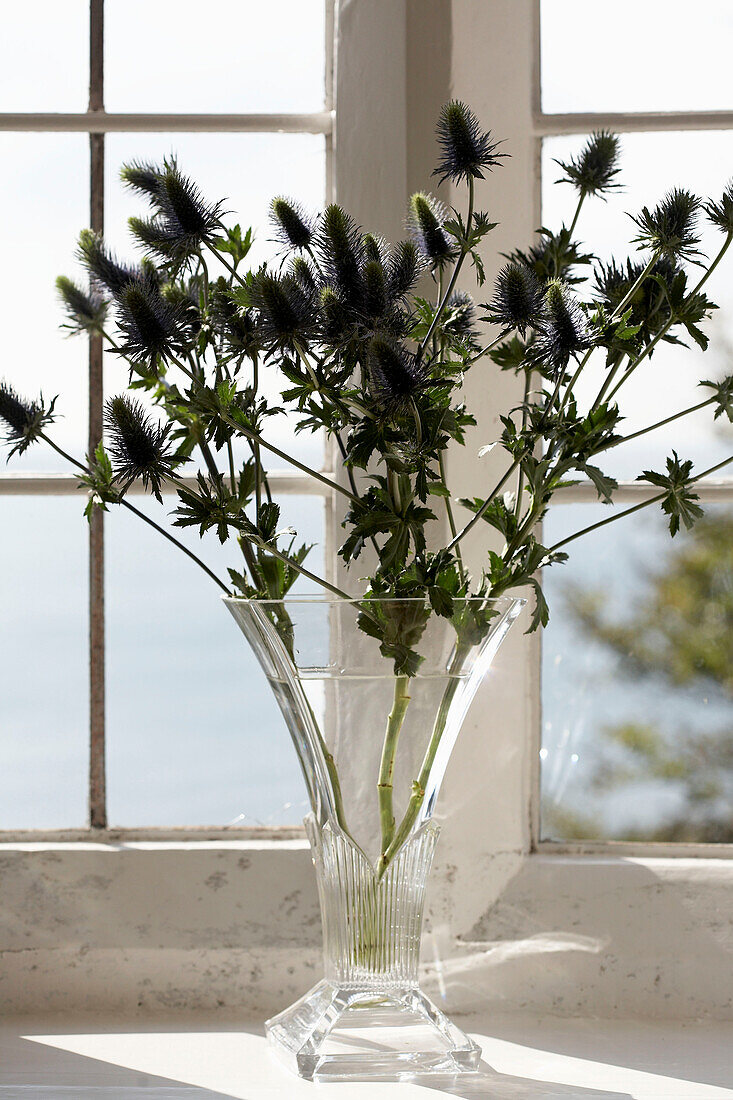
(0, 0, 337, 842)
(3, 1, 729, 861)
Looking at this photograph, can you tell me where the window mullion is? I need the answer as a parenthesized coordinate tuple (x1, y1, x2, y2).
(88, 0, 106, 830)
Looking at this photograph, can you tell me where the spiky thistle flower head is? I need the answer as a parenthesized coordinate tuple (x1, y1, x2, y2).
(270, 197, 314, 250)
(530, 279, 590, 375)
(104, 395, 177, 501)
(555, 131, 621, 198)
(115, 281, 188, 365)
(249, 271, 313, 347)
(77, 229, 142, 295)
(442, 290, 477, 340)
(433, 100, 507, 185)
(290, 255, 319, 297)
(485, 262, 544, 336)
(408, 192, 457, 268)
(315, 204, 364, 303)
(631, 188, 703, 262)
(703, 180, 733, 234)
(210, 283, 259, 355)
(318, 286, 353, 341)
(362, 233, 389, 266)
(120, 160, 163, 201)
(367, 337, 430, 414)
(0, 382, 55, 457)
(388, 239, 425, 300)
(56, 276, 108, 335)
(362, 259, 388, 321)
(128, 215, 180, 261)
(154, 159, 225, 253)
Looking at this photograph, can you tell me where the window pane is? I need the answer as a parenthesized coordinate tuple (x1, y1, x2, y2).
(105, 0, 326, 113)
(542, 502, 733, 843)
(542, 130, 733, 481)
(542, 0, 733, 113)
(106, 494, 324, 826)
(0, 133, 89, 472)
(105, 131, 326, 470)
(0, 497, 87, 829)
(0, 2, 88, 111)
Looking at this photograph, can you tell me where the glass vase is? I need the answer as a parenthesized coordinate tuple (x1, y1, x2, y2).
(225, 594, 524, 1080)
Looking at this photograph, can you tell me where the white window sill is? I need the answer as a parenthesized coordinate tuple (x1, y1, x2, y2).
(2, 1012, 731, 1098)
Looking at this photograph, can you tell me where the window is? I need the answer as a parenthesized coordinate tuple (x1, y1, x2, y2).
(0, 0, 333, 833)
(538, 0, 733, 846)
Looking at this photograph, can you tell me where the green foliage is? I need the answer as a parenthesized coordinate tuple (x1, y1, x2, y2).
(1, 99, 730, 680)
(639, 452, 705, 536)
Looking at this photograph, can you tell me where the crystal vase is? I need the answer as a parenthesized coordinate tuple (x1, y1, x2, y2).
(225, 594, 524, 1080)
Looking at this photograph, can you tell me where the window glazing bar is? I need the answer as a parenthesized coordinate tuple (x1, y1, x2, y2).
(88, 0, 106, 831)
(0, 112, 334, 134)
(0, 471, 334, 496)
(554, 480, 733, 504)
(535, 110, 733, 136)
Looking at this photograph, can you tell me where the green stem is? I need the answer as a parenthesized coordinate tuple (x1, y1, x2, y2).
(514, 368, 533, 520)
(382, 646, 468, 870)
(204, 237, 249, 289)
(39, 433, 231, 594)
(600, 396, 715, 452)
(567, 191, 586, 238)
(226, 438, 236, 494)
(377, 674, 412, 874)
(438, 451, 465, 582)
(465, 326, 512, 367)
(447, 455, 522, 552)
(556, 249, 663, 419)
(600, 233, 733, 409)
(547, 452, 733, 555)
(250, 537, 352, 601)
(418, 177, 475, 360)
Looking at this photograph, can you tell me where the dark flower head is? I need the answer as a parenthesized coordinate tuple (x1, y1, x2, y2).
(77, 229, 142, 295)
(128, 215, 180, 261)
(530, 279, 590, 375)
(318, 286, 353, 341)
(315, 204, 364, 302)
(631, 188, 703, 262)
(290, 255, 319, 297)
(270, 197, 314, 250)
(504, 227, 593, 286)
(362, 259, 388, 321)
(115, 281, 188, 365)
(155, 159, 225, 252)
(249, 271, 313, 347)
(210, 284, 259, 355)
(367, 337, 429, 414)
(408, 192, 457, 268)
(485, 262, 544, 336)
(388, 239, 425, 299)
(0, 381, 56, 458)
(433, 100, 507, 185)
(104, 394, 177, 501)
(120, 160, 163, 201)
(555, 131, 621, 198)
(442, 290, 476, 340)
(362, 233, 389, 266)
(56, 275, 108, 335)
(703, 180, 733, 234)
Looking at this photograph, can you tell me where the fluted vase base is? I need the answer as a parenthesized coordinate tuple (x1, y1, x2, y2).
(265, 979, 481, 1080)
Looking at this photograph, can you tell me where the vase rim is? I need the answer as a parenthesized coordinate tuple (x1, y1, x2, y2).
(223, 593, 526, 609)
